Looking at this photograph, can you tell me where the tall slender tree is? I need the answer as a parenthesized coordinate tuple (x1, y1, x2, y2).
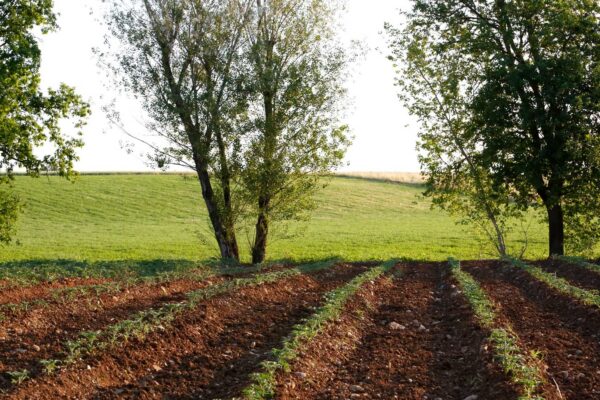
(245, 0, 350, 263)
(0, 0, 89, 244)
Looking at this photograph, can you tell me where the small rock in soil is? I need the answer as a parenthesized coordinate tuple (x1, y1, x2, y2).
(418, 324, 427, 331)
(463, 396, 478, 400)
(388, 322, 406, 330)
(559, 370, 569, 379)
(350, 385, 365, 393)
(32, 344, 41, 352)
(294, 372, 307, 379)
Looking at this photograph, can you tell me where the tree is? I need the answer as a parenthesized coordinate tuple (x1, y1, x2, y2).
(0, 0, 90, 244)
(104, 0, 254, 261)
(386, 26, 515, 256)
(390, 0, 600, 257)
(244, 0, 350, 263)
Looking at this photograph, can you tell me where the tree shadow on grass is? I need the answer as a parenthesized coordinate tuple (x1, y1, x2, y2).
(0, 258, 214, 284)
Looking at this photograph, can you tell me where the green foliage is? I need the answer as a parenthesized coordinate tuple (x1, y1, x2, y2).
(489, 328, 544, 400)
(6, 369, 29, 385)
(508, 257, 600, 308)
(0, 0, 90, 173)
(39, 359, 61, 374)
(103, 0, 350, 262)
(0, 0, 90, 244)
(242, 0, 351, 262)
(0, 188, 21, 244)
(448, 258, 495, 328)
(2, 174, 550, 262)
(449, 258, 544, 399)
(389, 0, 600, 256)
(386, 17, 524, 257)
(242, 260, 397, 399)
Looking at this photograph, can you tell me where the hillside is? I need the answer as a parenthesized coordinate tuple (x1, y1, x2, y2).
(3, 174, 547, 262)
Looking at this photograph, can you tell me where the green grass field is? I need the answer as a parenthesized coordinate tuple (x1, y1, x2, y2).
(2, 174, 548, 265)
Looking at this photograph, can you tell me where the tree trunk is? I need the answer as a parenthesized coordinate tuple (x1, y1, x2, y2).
(252, 196, 270, 264)
(196, 166, 240, 261)
(546, 203, 565, 257)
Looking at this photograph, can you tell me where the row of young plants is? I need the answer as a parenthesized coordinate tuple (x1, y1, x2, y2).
(557, 255, 600, 276)
(0, 270, 206, 323)
(241, 259, 398, 400)
(7, 259, 339, 384)
(448, 258, 545, 400)
(506, 257, 600, 307)
(0, 262, 277, 323)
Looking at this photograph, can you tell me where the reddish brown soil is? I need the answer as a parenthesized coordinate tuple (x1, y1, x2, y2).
(534, 259, 600, 291)
(0, 278, 111, 305)
(0, 276, 224, 390)
(5, 264, 367, 400)
(464, 261, 600, 399)
(279, 263, 518, 400)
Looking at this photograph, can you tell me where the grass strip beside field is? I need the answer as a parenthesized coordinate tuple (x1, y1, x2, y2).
(557, 255, 600, 276)
(507, 257, 600, 308)
(241, 259, 398, 400)
(39, 259, 338, 376)
(449, 258, 545, 400)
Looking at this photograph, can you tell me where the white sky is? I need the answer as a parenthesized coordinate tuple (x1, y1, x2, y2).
(39, 0, 418, 172)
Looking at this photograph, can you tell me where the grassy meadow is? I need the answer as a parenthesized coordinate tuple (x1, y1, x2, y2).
(2, 174, 549, 265)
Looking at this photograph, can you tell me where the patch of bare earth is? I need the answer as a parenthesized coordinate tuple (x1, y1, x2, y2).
(5, 264, 366, 400)
(279, 263, 518, 400)
(464, 261, 600, 399)
(0, 276, 224, 391)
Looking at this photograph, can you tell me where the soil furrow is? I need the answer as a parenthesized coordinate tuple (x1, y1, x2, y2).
(0, 278, 112, 306)
(0, 276, 224, 390)
(464, 261, 600, 399)
(280, 263, 517, 400)
(5, 263, 365, 400)
(535, 259, 600, 291)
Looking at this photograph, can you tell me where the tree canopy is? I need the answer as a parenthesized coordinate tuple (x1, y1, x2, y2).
(389, 0, 600, 256)
(104, 0, 349, 263)
(0, 0, 90, 244)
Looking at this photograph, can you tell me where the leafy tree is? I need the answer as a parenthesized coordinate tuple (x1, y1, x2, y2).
(390, 0, 600, 256)
(386, 26, 515, 256)
(244, 0, 350, 263)
(104, 0, 254, 261)
(0, 0, 90, 244)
